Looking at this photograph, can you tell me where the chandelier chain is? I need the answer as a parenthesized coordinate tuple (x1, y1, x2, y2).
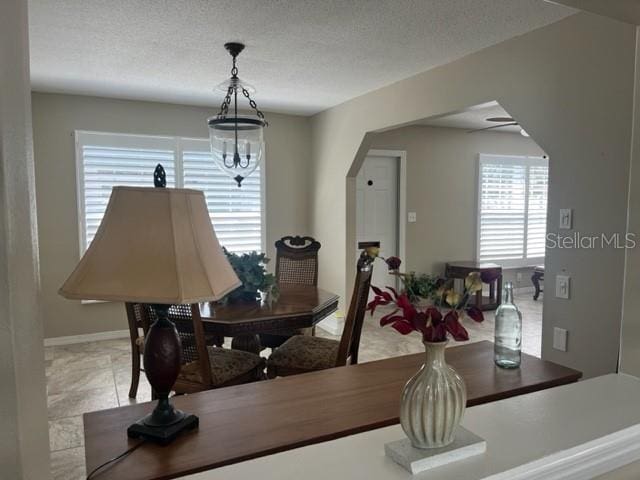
(242, 88, 267, 125)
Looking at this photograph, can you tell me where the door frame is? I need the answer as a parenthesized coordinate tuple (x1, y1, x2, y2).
(365, 149, 407, 264)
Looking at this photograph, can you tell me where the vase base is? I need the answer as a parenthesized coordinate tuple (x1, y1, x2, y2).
(385, 427, 486, 474)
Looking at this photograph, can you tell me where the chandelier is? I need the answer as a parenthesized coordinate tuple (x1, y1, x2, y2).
(208, 42, 267, 187)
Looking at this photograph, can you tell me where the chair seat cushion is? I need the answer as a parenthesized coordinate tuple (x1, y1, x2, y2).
(180, 347, 264, 386)
(267, 335, 340, 371)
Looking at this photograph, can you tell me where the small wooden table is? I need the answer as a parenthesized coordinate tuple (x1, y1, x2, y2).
(84, 341, 581, 480)
(445, 261, 503, 311)
(200, 285, 339, 353)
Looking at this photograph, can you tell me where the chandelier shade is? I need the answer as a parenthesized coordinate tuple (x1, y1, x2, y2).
(208, 42, 267, 187)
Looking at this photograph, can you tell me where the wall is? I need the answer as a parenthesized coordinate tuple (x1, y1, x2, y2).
(310, 12, 636, 379)
(620, 27, 640, 376)
(368, 125, 545, 285)
(32, 93, 311, 338)
(0, 0, 51, 477)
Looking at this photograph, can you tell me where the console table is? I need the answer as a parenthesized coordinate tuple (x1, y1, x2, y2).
(445, 261, 503, 311)
(84, 341, 580, 480)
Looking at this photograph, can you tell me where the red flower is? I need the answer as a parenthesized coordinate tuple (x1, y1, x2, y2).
(444, 311, 469, 341)
(385, 256, 402, 271)
(465, 305, 484, 323)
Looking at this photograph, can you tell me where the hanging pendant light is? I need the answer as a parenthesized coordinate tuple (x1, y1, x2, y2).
(208, 42, 267, 187)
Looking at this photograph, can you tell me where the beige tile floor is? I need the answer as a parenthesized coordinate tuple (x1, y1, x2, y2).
(47, 291, 541, 479)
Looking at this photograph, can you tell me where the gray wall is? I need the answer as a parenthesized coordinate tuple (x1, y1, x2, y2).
(310, 12, 636, 379)
(0, 0, 50, 477)
(32, 93, 312, 338)
(369, 125, 545, 286)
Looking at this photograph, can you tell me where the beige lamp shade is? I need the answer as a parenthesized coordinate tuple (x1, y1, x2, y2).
(59, 186, 241, 304)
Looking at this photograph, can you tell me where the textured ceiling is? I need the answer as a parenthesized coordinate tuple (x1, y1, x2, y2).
(421, 102, 522, 133)
(28, 0, 574, 115)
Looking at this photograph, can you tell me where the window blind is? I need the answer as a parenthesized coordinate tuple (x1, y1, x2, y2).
(75, 131, 264, 255)
(477, 154, 548, 267)
(181, 139, 263, 254)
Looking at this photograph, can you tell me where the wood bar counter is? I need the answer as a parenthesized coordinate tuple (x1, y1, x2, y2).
(84, 341, 581, 480)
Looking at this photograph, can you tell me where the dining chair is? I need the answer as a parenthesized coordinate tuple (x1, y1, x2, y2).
(266, 248, 375, 378)
(274, 235, 321, 286)
(260, 235, 322, 349)
(124, 303, 152, 398)
(156, 304, 266, 394)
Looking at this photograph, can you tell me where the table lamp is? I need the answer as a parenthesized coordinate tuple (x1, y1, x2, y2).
(59, 181, 240, 444)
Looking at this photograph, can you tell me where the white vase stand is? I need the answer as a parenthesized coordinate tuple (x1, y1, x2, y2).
(385, 427, 486, 474)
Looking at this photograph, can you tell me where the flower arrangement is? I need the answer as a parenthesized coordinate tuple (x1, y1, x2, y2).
(222, 248, 276, 303)
(368, 256, 484, 343)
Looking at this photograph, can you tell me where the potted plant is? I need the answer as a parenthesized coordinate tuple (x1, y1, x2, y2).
(222, 248, 277, 303)
(368, 256, 484, 449)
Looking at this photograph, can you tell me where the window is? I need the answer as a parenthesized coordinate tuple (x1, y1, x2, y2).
(75, 131, 264, 255)
(477, 154, 548, 267)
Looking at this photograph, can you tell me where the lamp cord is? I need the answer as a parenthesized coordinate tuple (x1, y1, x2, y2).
(86, 439, 145, 479)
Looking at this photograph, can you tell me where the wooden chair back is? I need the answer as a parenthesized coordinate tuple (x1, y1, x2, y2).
(275, 235, 321, 286)
(125, 302, 153, 351)
(335, 250, 375, 367)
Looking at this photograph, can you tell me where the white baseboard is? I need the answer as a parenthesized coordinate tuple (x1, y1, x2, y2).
(44, 329, 130, 347)
(317, 312, 345, 336)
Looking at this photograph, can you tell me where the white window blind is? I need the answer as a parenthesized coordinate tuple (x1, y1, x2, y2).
(75, 131, 264, 255)
(181, 138, 263, 253)
(477, 154, 548, 267)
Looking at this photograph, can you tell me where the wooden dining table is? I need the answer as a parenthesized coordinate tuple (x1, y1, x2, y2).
(199, 284, 339, 353)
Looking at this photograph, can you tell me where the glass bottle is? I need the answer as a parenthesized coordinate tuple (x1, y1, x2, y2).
(494, 281, 522, 368)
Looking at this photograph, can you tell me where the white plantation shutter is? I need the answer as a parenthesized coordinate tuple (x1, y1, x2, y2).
(477, 154, 548, 267)
(76, 131, 176, 251)
(75, 132, 264, 257)
(181, 138, 263, 254)
(526, 165, 549, 258)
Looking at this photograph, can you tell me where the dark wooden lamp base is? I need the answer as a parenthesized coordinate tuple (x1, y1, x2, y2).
(127, 304, 198, 445)
(127, 408, 198, 445)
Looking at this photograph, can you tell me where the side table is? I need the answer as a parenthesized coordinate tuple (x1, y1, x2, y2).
(445, 261, 503, 311)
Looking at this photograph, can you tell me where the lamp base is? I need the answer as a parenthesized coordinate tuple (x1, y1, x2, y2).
(127, 410, 198, 445)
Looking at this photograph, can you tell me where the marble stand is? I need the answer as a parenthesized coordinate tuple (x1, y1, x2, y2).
(385, 427, 486, 474)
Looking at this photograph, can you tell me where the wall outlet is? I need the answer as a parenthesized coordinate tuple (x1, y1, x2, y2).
(559, 209, 572, 229)
(516, 272, 523, 282)
(408, 212, 417, 223)
(553, 327, 568, 352)
(555, 275, 570, 299)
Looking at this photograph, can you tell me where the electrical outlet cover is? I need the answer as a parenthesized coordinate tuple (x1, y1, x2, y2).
(553, 327, 568, 352)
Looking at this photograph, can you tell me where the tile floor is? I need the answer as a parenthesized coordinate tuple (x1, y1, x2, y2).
(47, 291, 541, 479)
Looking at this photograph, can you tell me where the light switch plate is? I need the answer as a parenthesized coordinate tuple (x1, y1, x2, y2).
(559, 209, 572, 229)
(555, 275, 570, 299)
(408, 212, 417, 223)
(553, 327, 568, 352)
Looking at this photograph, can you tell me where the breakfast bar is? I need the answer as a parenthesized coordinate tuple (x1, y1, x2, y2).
(84, 341, 580, 479)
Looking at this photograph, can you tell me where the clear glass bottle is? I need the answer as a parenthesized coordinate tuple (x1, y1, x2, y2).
(494, 281, 522, 368)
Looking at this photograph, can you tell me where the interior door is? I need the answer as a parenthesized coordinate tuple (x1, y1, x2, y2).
(356, 154, 399, 292)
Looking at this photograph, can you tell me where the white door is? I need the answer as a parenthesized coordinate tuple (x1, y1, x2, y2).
(356, 154, 399, 292)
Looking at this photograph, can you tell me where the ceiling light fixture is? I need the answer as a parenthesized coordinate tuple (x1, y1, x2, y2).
(208, 42, 267, 187)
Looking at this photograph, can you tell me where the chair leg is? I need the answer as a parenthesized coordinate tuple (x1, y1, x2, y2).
(128, 346, 141, 399)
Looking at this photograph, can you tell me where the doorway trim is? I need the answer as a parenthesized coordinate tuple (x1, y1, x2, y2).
(367, 149, 407, 264)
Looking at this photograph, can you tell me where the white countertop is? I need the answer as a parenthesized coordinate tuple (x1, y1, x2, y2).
(184, 374, 640, 480)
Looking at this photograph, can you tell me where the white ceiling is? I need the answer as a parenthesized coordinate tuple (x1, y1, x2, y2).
(28, 0, 574, 116)
(420, 102, 522, 133)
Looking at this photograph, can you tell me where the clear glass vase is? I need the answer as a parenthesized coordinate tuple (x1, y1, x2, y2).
(494, 281, 522, 368)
